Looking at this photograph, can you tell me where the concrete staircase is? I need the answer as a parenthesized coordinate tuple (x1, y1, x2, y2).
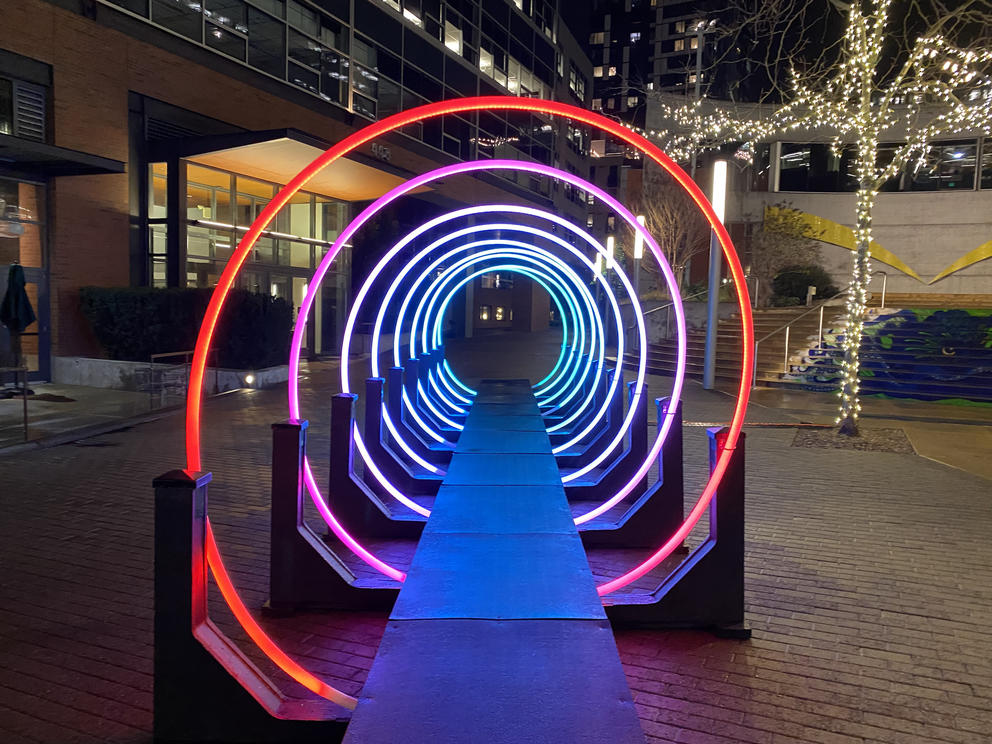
(619, 305, 847, 386)
(621, 302, 992, 404)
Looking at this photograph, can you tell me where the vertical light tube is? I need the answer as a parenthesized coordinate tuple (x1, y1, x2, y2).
(703, 159, 728, 390)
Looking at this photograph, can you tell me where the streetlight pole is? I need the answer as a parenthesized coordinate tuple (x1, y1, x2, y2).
(689, 19, 715, 180)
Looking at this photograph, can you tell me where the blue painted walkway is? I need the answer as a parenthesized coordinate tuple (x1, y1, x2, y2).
(343, 379, 644, 743)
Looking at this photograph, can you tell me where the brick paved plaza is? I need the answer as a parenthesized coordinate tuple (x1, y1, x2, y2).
(1, 353, 991, 743)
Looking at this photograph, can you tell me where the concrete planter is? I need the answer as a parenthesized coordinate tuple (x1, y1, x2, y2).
(52, 356, 288, 393)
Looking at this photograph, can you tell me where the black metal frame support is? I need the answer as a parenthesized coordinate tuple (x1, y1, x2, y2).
(604, 427, 749, 638)
(327, 393, 426, 539)
(266, 420, 399, 614)
(579, 398, 684, 549)
(362, 377, 443, 495)
(153, 469, 347, 742)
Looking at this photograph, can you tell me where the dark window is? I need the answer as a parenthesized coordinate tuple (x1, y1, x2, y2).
(982, 144, 992, 189)
(444, 56, 477, 97)
(355, 2, 401, 48)
(777, 143, 857, 192)
(909, 142, 977, 191)
(404, 28, 443, 78)
(109, 0, 148, 14)
(0, 78, 11, 136)
(377, 77, 402, 118)
(353, 92, 375, 119)
(404, 64, 442, 100)
(152, 0, 202, 41)
(247, 6, 286, 78)
(205, 0, 248, 60)
(313, 0, 349, 22)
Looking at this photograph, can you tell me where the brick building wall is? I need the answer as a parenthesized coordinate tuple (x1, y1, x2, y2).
(1, 0, 545, 357)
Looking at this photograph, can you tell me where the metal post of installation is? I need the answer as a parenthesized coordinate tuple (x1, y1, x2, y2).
(702, 160, 728, 390)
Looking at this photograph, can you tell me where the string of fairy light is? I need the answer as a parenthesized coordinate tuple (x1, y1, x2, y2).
(607, 0, 992, 432)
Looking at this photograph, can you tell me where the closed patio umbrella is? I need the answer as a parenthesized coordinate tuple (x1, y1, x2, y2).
(1, 262, 36, 396)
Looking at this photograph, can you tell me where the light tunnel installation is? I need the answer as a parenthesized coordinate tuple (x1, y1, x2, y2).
(180, 96, 755, 710)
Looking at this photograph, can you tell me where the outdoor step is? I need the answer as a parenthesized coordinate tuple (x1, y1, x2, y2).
(867, 293, 992, 309)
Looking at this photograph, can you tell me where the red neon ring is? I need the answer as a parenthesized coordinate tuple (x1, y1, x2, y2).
(186, 96, 753, 697)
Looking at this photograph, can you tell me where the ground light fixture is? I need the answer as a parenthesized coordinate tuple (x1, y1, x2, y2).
(182, 96, 753, 705)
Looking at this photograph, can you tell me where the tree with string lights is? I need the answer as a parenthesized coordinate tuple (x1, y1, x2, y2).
(636, 0, 992, 435)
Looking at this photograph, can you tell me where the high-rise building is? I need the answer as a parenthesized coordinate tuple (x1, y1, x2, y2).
(0, 0, 592, 379)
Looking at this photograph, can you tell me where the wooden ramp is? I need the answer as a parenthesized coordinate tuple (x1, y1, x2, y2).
(343, 380, 644, 743)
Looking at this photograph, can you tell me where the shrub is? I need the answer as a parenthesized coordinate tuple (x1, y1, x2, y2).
(79, 287, 293, 369)
(772, 264, 839, 305)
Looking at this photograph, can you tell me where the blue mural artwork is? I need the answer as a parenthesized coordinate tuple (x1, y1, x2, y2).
(793, 309, 992, 404)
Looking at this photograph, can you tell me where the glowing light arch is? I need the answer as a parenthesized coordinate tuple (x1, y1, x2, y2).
(183, 96, 753, 704)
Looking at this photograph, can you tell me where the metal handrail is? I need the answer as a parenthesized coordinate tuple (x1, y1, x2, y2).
(147, 348, 218, 408)
(641, 285, 714, 316)
(753, 271, 888, 382)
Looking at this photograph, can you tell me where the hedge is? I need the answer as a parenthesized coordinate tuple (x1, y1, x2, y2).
(79, 287, 293, 369)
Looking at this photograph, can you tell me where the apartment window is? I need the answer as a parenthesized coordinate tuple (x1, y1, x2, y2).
(444, 20, 463, 54)
(590, 31, 605, 44)
(909, 142, 977, 191)
(627, 95, 639, 108)
(568, 64, 586, 99)
(591, 97, 602, 110)
(674, 38, 685, 51)
(674, 21, 686, 33)
(593, 66, 604, 78)
(480, 48, 494, 74)
(688, 73, 697, 84)
(630, 32, 641, 43)
(982, 143, 992, 189)
(778, 143, 857, 192)
(479, 304, 491, 321)
(690, 36, 699, 50)
(607, 66, 617, 77)
(495, 306, 505, 321)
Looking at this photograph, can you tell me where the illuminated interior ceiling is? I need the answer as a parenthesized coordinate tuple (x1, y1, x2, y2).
(187, 136, 430, 202)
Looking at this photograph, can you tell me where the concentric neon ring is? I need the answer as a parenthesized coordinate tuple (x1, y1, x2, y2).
(305, 166, 665, 530)
(184, 96, 753, 704)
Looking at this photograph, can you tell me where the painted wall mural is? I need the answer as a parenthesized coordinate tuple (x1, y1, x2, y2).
(795, 309, 992, 403)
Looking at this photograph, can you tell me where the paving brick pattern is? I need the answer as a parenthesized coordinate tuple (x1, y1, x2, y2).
(1, 360, 991, 743)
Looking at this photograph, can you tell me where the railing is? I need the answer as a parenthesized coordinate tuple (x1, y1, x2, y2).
(752, 271, 888, 384)
(143, 349, 218, 409)
(629, 286, 713, 347)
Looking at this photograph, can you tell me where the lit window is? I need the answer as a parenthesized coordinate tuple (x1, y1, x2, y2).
(627, 96, 639, 107)
(444, 21, 463, 55)
(590, 32, 605, 44)
(674, 39, 685, 51)
(608, 66, 617, 76)
(495, 306, 505, 321)
(674, 21, 686, 33)
(593, 66, 604, 78)
(586, 214, 594, 228)
(479, 305, 491, 321)
(402, 8, 422, 26)
(591, 97, 602, 109)
(479, 48, 493, 74)
(688, 73, 698, 84)
(630, 32, 641, 43)
(690, 36, 699, 50)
